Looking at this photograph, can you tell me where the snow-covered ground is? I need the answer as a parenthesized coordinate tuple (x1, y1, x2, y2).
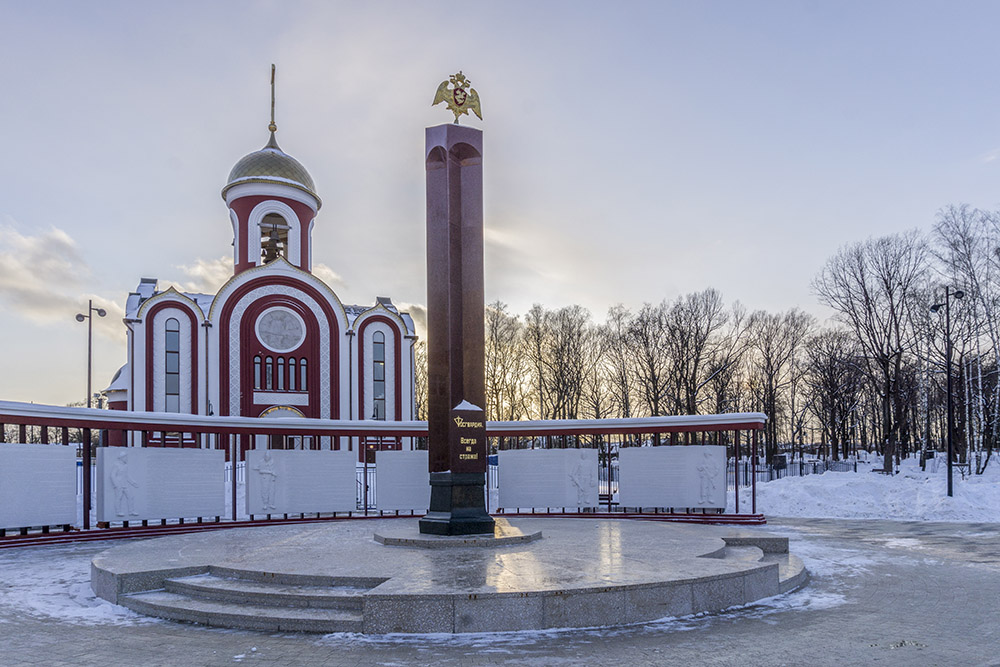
(738, 455, 1000, 522)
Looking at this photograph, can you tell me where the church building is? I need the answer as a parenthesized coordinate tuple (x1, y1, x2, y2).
(103, 102, 417, 458)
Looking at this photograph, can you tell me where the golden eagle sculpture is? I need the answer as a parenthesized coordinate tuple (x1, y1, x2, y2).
(432, 71, 482, 124)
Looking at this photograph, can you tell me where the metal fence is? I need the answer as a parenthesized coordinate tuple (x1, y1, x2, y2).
(0, 400, 769, 541)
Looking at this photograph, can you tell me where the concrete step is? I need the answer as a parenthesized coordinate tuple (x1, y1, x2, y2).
(770, 553, 809, 593)
(120, 590, 363, 633)
(164, 573, 367, 610)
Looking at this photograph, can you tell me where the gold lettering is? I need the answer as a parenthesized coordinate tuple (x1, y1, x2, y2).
(460, 437, 477, 444)
(453, 416, 484, 429)
(459, 453, 479, 460)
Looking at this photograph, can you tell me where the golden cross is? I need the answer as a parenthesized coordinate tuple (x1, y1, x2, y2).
(269, 64, 277, 133)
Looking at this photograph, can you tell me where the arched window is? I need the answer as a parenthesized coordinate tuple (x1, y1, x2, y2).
(288, 357, 297, 391)
(277, 357, 285, 391)
(253, 355, 262, 389)
(165, 318, 180, 412)
(265, 356, 274, 390)
(300, 358, 308, 390)
(372, 331, 386, 420)
(259, 213, 289, 263)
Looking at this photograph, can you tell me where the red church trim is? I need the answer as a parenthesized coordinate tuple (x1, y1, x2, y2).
(218, 275, 341, 419)
(229, 195, 315, 275)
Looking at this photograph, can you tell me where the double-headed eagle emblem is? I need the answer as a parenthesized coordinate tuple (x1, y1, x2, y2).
(433, 71, 482, 123)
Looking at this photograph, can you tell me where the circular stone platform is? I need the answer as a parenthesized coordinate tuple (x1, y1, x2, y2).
(91, 517, 807, 634)
(374, 519, 542, 548)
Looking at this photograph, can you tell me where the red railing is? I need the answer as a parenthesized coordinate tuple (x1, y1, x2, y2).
(0, 400, 765, 543)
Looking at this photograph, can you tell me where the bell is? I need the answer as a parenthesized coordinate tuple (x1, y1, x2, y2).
(262, 223, 284, 262)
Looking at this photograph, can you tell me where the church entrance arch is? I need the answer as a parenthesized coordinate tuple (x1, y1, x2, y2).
(258, 404, 309, 450)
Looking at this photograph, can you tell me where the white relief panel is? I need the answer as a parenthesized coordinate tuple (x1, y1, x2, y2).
(228, 285, 331, 418)
(617, 446, 727, 510)
(245, 449, 356, 515)
(0, 444, 77, 529)
(375, 450, 429, 511)
(96, 448, 225, 522)
(497, 449, 599, 510)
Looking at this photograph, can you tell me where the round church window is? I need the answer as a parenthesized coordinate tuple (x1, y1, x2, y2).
(255, 307, 306, 353)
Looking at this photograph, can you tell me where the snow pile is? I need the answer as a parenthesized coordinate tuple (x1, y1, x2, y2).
(740, 457, 1000, 522)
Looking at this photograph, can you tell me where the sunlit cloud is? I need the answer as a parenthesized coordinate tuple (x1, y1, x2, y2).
(313, 263, 348, 291)
(168, 255, 233, 294)
(981, 148, 1000, 164)
(394, 301, 427, 339)
(0, 221, 123, 340)
(164, 256, 348, 295)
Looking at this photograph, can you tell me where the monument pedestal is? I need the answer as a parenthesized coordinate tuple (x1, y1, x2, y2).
(419, 472, 494, 535)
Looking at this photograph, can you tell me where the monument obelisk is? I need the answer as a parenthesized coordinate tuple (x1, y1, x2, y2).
(419, 73, 495, 535)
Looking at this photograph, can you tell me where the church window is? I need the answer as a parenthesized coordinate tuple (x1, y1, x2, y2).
(372, 331, 386, 420)
(265, 356, 273, 390)
(288, 358, 297, 391)
(277, 357, 285, 390)
(254, 355, 262, 389)
(165, 318, 180, 413)
(300, 358, 308, 389)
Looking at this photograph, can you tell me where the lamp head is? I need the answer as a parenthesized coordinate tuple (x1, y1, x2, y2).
(96, 308, 107, 318)
(953, 290, 965, 300)
(75, 313, 86, 322)
(930, 304, 943, 313)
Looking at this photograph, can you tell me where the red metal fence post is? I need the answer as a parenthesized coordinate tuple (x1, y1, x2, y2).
(83, 428, 92, 530)
(751, 428, 758, 515)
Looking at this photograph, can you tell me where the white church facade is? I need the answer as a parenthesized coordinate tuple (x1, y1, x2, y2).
(103, 119, 417, 459)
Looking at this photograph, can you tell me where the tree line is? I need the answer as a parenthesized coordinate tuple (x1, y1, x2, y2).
(413, 204, 1000, 474)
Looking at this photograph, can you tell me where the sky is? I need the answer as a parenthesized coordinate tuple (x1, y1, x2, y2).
(3, 0, 1000, 406)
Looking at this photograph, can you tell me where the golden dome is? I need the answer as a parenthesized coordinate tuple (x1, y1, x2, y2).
(221, 132, 321, 208)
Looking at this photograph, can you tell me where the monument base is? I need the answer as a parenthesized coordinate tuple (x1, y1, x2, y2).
(418, 471, 495, 535)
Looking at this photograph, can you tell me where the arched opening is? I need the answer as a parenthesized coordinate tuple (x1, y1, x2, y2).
(260, 212, 289, 262)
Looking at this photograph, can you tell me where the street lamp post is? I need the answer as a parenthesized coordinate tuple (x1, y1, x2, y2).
(76, 300, 107, 408)
(931, 287, 964, 497)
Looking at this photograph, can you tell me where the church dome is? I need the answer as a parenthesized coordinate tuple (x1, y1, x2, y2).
(221, 132, 321, 208)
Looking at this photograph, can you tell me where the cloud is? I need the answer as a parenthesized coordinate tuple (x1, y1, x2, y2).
(0, 221, 124, 340)
(165, 256, 349, 296)
(981, 148, 1000, 163)
(313, 263, 348, 291)
(394, 301, 427, 339)
(168, 255, 234, 294)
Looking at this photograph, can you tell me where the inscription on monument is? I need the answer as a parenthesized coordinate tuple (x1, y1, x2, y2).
(451, 403, 486, 465)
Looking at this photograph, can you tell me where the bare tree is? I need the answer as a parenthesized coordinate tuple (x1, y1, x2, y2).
(628, 301, 672, 417)
(747, 309, 815, 462)
(413, 340, 428, 421)
(603, 304, 636, 419)
(803, 329, 865, 460)
(813, 231, 928, 473)
(485, 301, 530, 421)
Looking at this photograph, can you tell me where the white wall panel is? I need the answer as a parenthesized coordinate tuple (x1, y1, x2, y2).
(97, 448, 225, 522)
(618, 446, 727, 510)
(0, 444, 77, 529)
(497, 449, 599, 510)
(245, 449, 356, 515)
(375, 450, 428, 511)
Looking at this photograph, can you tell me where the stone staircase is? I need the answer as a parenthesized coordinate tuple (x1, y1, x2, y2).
(119, 568, 386, 633)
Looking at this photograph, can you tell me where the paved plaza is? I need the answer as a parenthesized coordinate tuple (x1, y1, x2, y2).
(0, 518, 998, 666)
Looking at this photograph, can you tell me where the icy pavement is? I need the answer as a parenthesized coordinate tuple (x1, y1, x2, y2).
(0, 517, 998, 665)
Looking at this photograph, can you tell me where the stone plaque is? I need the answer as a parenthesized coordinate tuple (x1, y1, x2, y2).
(618, 446, 727, 510)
